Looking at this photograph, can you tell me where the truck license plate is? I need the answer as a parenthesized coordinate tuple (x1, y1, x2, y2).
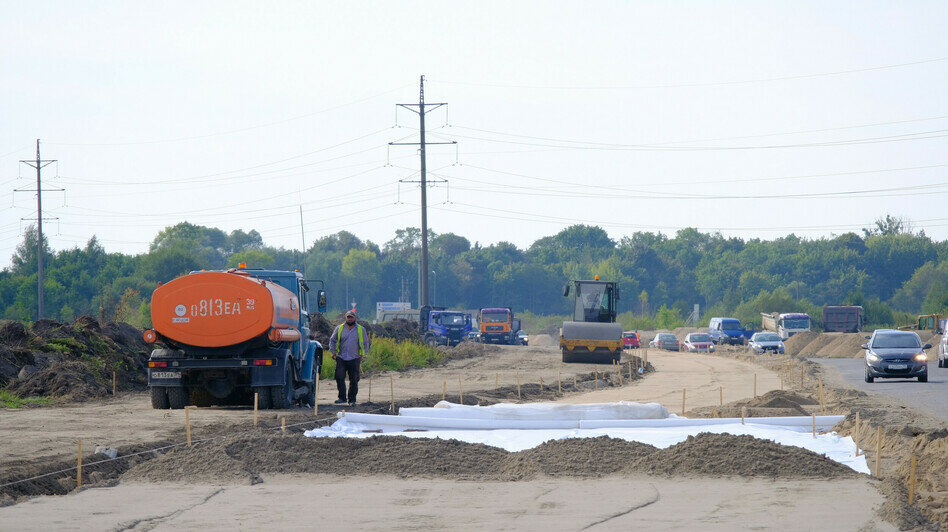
(152, 371, 181, 379)
(887, 364, 907, 370)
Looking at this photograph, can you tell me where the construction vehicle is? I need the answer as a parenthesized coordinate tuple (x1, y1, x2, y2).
(479, 307, 519, 344)
(559, 277, 623, 363)
(899, 314, 944, 334)
(420, 305, 472, 346)
(760, 312, 811, 340)
(142, 264, 326, 410)
(823, 306, 864, 333)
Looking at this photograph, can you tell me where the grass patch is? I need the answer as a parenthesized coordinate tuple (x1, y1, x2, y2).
(319, 337, 442, 379)
(0, 390, 52, 408)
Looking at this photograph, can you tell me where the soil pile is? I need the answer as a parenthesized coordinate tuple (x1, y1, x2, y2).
(2, 316, 151, 400)
(309, 314, 422, 346)
(635, 433, 858, 479)
(814, 334, 865, 358)
(121, 432, 858, 485)
(529, 333, 557, 347)
(509, 436, 658, 478)
(783, 331, 818, 355)
(690, 390, 817, 418)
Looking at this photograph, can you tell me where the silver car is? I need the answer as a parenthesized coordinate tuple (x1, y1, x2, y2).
(748, 332, 785, 354)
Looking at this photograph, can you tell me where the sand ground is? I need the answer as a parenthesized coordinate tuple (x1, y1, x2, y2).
(0, 475, 894, 531)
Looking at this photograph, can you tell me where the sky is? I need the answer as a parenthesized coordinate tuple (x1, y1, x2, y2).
(1, 1, 946, 269)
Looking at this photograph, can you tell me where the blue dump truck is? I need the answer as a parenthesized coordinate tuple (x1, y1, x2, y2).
(143, 265, 326, 409)
(419, 305, 472, 347)
(708, 316, 755, 346)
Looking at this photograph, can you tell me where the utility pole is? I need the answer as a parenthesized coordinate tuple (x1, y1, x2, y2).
(391, 76, 455, 307)
(16, 140, 60, 320)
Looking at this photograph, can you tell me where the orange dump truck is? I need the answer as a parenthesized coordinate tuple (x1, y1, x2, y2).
(143, 266, 326, 410)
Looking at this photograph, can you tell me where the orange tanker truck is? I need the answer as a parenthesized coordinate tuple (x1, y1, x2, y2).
(142, 265, 327, 410)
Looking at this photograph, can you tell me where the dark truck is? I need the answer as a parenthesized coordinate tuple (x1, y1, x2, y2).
(420, 305, 472, 346)
(143, 265, 326, 409)
(823, 306, 864, 333)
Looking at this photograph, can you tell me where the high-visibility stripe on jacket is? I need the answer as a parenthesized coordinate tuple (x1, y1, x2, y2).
(335, 323, 366, 356)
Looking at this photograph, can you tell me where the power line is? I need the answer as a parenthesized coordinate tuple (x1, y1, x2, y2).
(44, 85, 411, 146)
(429, 56, 948, 90)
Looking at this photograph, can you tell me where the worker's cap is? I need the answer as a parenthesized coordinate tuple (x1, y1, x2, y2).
(345, 310, 356, 318)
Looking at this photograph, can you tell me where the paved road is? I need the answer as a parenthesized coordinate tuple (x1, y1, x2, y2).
(813, 358, 948, 424)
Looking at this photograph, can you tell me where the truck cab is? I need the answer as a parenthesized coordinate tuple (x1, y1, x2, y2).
(420, 306, 472, 346)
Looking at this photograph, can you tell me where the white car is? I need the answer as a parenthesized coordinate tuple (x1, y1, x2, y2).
(748, 332, 785, 355)
(939, 335, 947, 368)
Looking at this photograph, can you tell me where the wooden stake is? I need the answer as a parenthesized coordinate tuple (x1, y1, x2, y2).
(812, 414, 816, 438)
(754, 373, 757, 398)
(741, 406, 745, 425)
(875, 426, 882, 477)
(618, 368, 623, 386)
(517, 371, 521, 399)
(185, 406, 191, 446)
(818, 377, 825, 414)
(909, 455, 917, 505)
(628, 361, 632, 380)
(681, 389, 686, 416)
(390, 375, 395, 414)
(367, 376, 372, 402)
(112, 371, 116, 397)
(539, 376, 544, 392)
(314, 376, 319, 417)
(281, 416, 286, 432)
(442, 380, 446, 401)
(77, 438, 82, 488)
(558, 371, 562, 393)
(458, 376, 463, 404)
(855, 411, 862, 456)
(595, 369, 599, 390)
(573, 375, 577, 388)
(719, 386, 723, 406)
(253, 392, 259, 427)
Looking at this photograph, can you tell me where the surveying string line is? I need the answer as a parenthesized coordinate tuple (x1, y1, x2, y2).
(428, 56, 948, 90)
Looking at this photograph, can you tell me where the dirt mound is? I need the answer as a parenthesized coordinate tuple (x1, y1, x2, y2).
(0, 321, 29, 346)
(7, 360, 106, 401)
(672, 327, 699, 337)
(124, 440, 259, 485)
(783, 331, 818, 354)
(634, 433, 858, 479)
(529, 333, 557, 347)
(2, 316, 151, 400)
(510, 436, 657, 478)
(814, 333, 865, 358)
(309, 314, 422, 346)
(442, 341, 497, 360)
(743, 390, 818, 409)
(876, 477, 939, 531)
(538, 324, 560, 336)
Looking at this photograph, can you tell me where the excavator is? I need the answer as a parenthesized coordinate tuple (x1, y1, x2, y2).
(559, 277, 623, 363)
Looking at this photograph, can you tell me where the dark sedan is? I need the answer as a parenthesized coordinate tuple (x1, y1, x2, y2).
(863, 329, 930, 383)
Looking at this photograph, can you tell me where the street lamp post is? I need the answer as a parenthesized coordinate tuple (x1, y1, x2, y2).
(431, 271, 437, 307)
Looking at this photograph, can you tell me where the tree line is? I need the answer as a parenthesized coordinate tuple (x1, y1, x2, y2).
(2, 217, 947, 330)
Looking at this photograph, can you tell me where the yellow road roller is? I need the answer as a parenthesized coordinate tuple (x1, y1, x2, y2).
(560, 277, 623, 364)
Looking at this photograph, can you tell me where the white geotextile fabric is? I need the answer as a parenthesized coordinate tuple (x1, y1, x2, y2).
(399, 400, 670, 420)
(302, 402, 869, 474)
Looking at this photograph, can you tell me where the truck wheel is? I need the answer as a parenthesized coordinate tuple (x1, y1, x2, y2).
(425, 336, 438, 347)
(150, 387, 170, 409)
(270, 365, 293, 409)
(253, 387, 272, 409)
(167, 387, 189, 409)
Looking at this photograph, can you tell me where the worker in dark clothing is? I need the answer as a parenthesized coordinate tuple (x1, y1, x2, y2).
(328, 310, 370, 405)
